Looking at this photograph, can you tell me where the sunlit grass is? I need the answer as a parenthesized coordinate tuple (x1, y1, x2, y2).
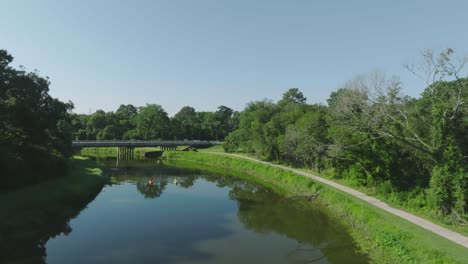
(198, 144, 225, 153)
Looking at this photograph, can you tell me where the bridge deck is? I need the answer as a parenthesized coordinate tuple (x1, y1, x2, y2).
(72, 140, 219, 148)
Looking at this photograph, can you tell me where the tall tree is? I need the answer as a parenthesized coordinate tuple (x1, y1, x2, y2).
(172, 106, 200, 139)
(135, 104, 170, 140)
(0, 49, 73, 189)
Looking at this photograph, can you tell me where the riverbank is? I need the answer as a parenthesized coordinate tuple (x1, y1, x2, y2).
(164, 151, 468, 264)
(0, 157, 107, 263)
(199, 148, 468, 236)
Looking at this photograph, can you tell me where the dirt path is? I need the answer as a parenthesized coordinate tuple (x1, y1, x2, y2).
(211, 152, 468, 248)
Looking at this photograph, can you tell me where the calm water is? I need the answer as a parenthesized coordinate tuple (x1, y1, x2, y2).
(14, 160, 369, 263)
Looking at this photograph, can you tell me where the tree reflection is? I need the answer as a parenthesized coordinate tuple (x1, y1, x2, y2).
(108, 163, 366, 263)
(3, 160, 367, 263)
(136, 178, 168, 198)
(0, 191, 101, 264)
(176, 175, 196, 188)
(107, 163, 198, 198)
(228, 183, 368, 264)
(134, 174, 199, 198)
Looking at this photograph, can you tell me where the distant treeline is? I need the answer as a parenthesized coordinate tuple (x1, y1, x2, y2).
(70, 104, 238, 142)
(224, 49, 467, 218)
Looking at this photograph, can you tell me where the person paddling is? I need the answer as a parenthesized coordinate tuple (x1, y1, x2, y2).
(147, 177, 154, 185)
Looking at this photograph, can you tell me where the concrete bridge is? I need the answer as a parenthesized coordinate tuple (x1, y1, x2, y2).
(72, 140, 220, 160)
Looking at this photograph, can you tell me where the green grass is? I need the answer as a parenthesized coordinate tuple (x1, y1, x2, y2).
(0, 156, 107, 262)
(281, 166, 468, 237)
(198, 144, 225, 153)
(202, 144, 468, 237)
(81, 147, 161, 158)
(164, 151, 468, 264)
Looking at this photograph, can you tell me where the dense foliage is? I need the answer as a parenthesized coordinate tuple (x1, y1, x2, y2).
(0, 50, 73, 189)
(224, 50, 468, 218)
(71, 104, 238, 141)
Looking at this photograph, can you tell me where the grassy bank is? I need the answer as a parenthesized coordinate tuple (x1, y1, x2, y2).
(299, 166, 468, 237)
(0, 157, 107, 263)
(164, 151, 468, 264)
(203, 146, 468, 237)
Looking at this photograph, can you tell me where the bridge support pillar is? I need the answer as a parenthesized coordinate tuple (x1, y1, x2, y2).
(73, 147, 82, 156)
(160, 145, 177, 151)
(117, 147, 135, 161)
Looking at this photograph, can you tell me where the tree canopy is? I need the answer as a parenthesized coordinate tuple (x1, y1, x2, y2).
(224, 49, 468, 218)
(0, 50, 73, 189)
(70, 104, 238, 141)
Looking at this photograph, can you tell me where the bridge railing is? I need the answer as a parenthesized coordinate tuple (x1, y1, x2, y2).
(72, 140, 221, 147)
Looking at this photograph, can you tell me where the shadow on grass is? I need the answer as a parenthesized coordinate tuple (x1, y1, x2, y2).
(0, 157, 107, 263)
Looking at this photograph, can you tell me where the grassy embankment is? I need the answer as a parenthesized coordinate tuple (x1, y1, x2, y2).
(164, 151, 468, 264)
(300, 166, 468, 237)
(0, 157, 107, 262)
(200, 145, 468, 237)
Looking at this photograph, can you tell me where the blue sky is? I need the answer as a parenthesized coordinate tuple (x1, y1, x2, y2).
(1, 0, 467, 115)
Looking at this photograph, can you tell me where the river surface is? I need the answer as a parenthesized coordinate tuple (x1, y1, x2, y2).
(41, 160, 367, 263)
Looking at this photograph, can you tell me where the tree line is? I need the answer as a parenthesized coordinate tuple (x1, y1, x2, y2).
(70, 104, 238, 142)
(1, 50, 73, 189)
(224, 49, 467, 218)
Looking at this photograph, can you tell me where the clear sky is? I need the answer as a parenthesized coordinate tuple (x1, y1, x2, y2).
(1, 0, 467, 115)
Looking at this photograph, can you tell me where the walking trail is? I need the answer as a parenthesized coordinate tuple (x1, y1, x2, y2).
(211, 152, 468, 248)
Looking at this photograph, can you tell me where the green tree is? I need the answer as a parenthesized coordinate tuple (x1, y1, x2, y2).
(135, 104, 170, 139)
(280, 88, 307, 104)
(172, 106, 200, 139)
(213, 105, 235, 140)
(114, 104, 137, 139)
(0, 49, 73, 189)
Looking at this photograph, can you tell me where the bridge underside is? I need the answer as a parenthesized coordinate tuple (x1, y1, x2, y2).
(117, 146, 135, 160)
(71, 140, 218, 160)
(72, 145, 182, 160)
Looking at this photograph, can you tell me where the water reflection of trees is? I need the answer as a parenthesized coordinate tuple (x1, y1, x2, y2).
(0, 190, 101, 264)
(134, 175, 200, 198)
(105, 162, 367, 263)
(228, 183, 368, 264)
(6, 160, 367, 264)
(136, 178, 168, 198)
(107, 164, 199, 199)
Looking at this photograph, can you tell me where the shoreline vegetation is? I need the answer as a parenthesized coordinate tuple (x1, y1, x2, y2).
(78, 147, 467, 263)
(209, 150, 468, 237)
(0, 157, 106, 263)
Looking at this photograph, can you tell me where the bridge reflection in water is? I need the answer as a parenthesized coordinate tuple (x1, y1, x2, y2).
(72, 140, 220, 160)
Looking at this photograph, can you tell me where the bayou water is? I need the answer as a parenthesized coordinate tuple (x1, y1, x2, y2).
(13, 160, 369, 263)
